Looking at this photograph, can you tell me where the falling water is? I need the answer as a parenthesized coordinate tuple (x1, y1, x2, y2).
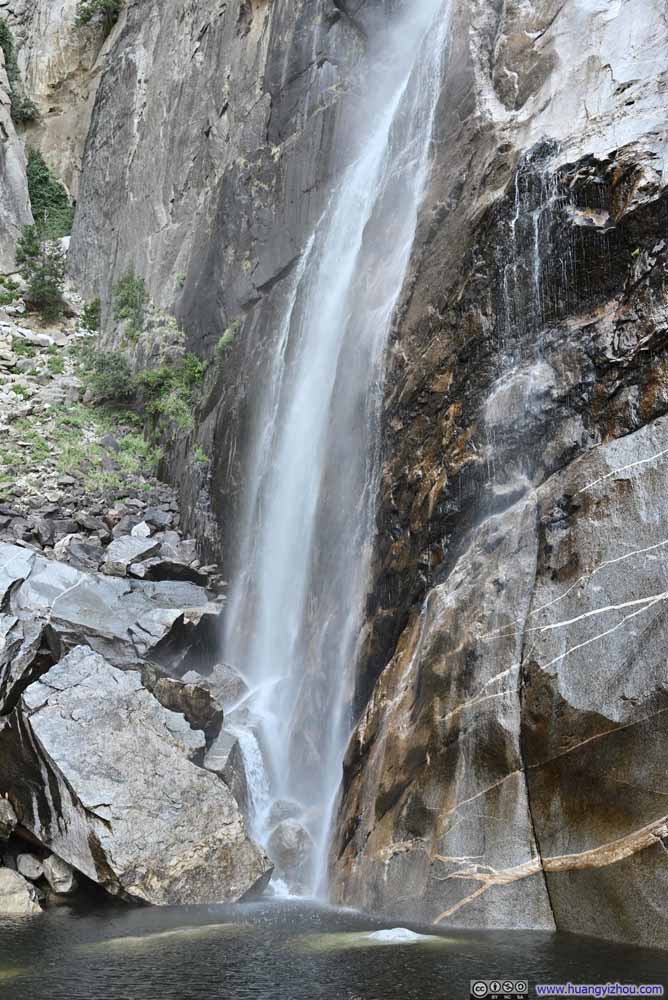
(222, 0, 451, 896)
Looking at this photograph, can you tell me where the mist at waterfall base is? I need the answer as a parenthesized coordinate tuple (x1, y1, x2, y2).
(221, 0, 451, 895)
(3, 901, 667, 1000)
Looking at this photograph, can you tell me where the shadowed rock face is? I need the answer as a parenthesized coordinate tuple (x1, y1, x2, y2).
(0, 645, 272, 905)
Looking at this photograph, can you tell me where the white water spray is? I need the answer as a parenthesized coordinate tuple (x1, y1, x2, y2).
(223, 0, 451, 896)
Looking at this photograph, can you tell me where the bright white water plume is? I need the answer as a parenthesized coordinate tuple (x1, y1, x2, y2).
(222, 0, 451, 896)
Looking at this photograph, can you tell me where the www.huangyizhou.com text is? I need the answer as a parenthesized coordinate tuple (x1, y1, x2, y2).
(535, 985, 664, 997)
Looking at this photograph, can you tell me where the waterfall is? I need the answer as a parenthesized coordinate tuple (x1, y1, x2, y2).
(223, 0, 451, 896)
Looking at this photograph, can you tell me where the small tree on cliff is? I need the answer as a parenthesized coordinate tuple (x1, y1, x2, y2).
(0, 18, 38, 123)
(75, 0, 124, 33)
(16, 225, 66, 323)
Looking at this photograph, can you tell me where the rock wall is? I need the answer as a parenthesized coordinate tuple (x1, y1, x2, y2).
(14, 0, 113, 197)
(0, 44, 31, 272)
(9, 0, 667, 948)
(67, 0, 379, 553)
(331, 0, 668, 951)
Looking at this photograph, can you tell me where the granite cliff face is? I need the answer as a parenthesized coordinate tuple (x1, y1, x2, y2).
(1, 0, 667, 948)
(330, 0, 668, 950)
(0, 42, 31, 271)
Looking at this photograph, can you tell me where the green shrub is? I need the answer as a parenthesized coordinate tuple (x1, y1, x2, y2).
(0, 276, 20, 307)
(215, 319, 241, 368)
(0, 19, 38, 124)
(75, 0, 123, 32)
(181, 352, 206, 387)
(80, 349, 134, 403)
(134, 352, 206, 437)
(81, 297, 101, 332)
(194, 446, 209, 464)
(113, 269, 145, 339)
(15, 225, 65, 322)
(11, 336, 36, 358)
(26, 149, 74, 239)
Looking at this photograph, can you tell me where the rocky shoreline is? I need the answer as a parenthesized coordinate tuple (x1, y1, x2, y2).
(0, 303, 272, 914)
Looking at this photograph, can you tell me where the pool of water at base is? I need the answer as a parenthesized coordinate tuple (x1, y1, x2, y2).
(0, 899, 665, 1000)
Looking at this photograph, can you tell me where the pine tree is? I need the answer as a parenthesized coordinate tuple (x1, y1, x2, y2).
(16, 226, 66, 323)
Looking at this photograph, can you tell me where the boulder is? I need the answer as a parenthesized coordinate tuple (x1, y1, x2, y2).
(102, 536, 161, 577)
(128, 557, 209, 584)
(75, 513, 108, 535)
(131, 521, 152, 539)
(0, 542, 220, 670)
(144, 508, 174, 529)
(0, 799, 17, 840)
(141, 665, 224, 738)
(267, 799, 302, 829)
(0, 615, 60, 713)
(184, 662, 249, 710)
(54, 533, 104, 571)
(267, 819, 314, 894)
(42, 855, 77, 895)
(203, 730, 250, 817)
(0, 868, 41, 916)
(0, 646, 272, 905)
(16, 853, 44, 882)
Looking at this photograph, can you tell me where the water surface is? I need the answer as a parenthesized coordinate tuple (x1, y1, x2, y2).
(1, 901, 666, 999)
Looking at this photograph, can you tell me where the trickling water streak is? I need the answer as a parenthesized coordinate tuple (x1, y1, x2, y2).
(223, 0, 452, 896)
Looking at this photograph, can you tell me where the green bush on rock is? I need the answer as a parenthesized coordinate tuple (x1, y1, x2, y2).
(135, 353, 206, 434)
(215, 319, 241, 369)
(75, 0, 123, 33)
(81, 297, 101, 332)
(79, 349, 135, 403)
(0, 276, 20, 307)
(113, 269, 146, 340)
(76, 345, 206, 439)
(0, 19, 38, 124)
